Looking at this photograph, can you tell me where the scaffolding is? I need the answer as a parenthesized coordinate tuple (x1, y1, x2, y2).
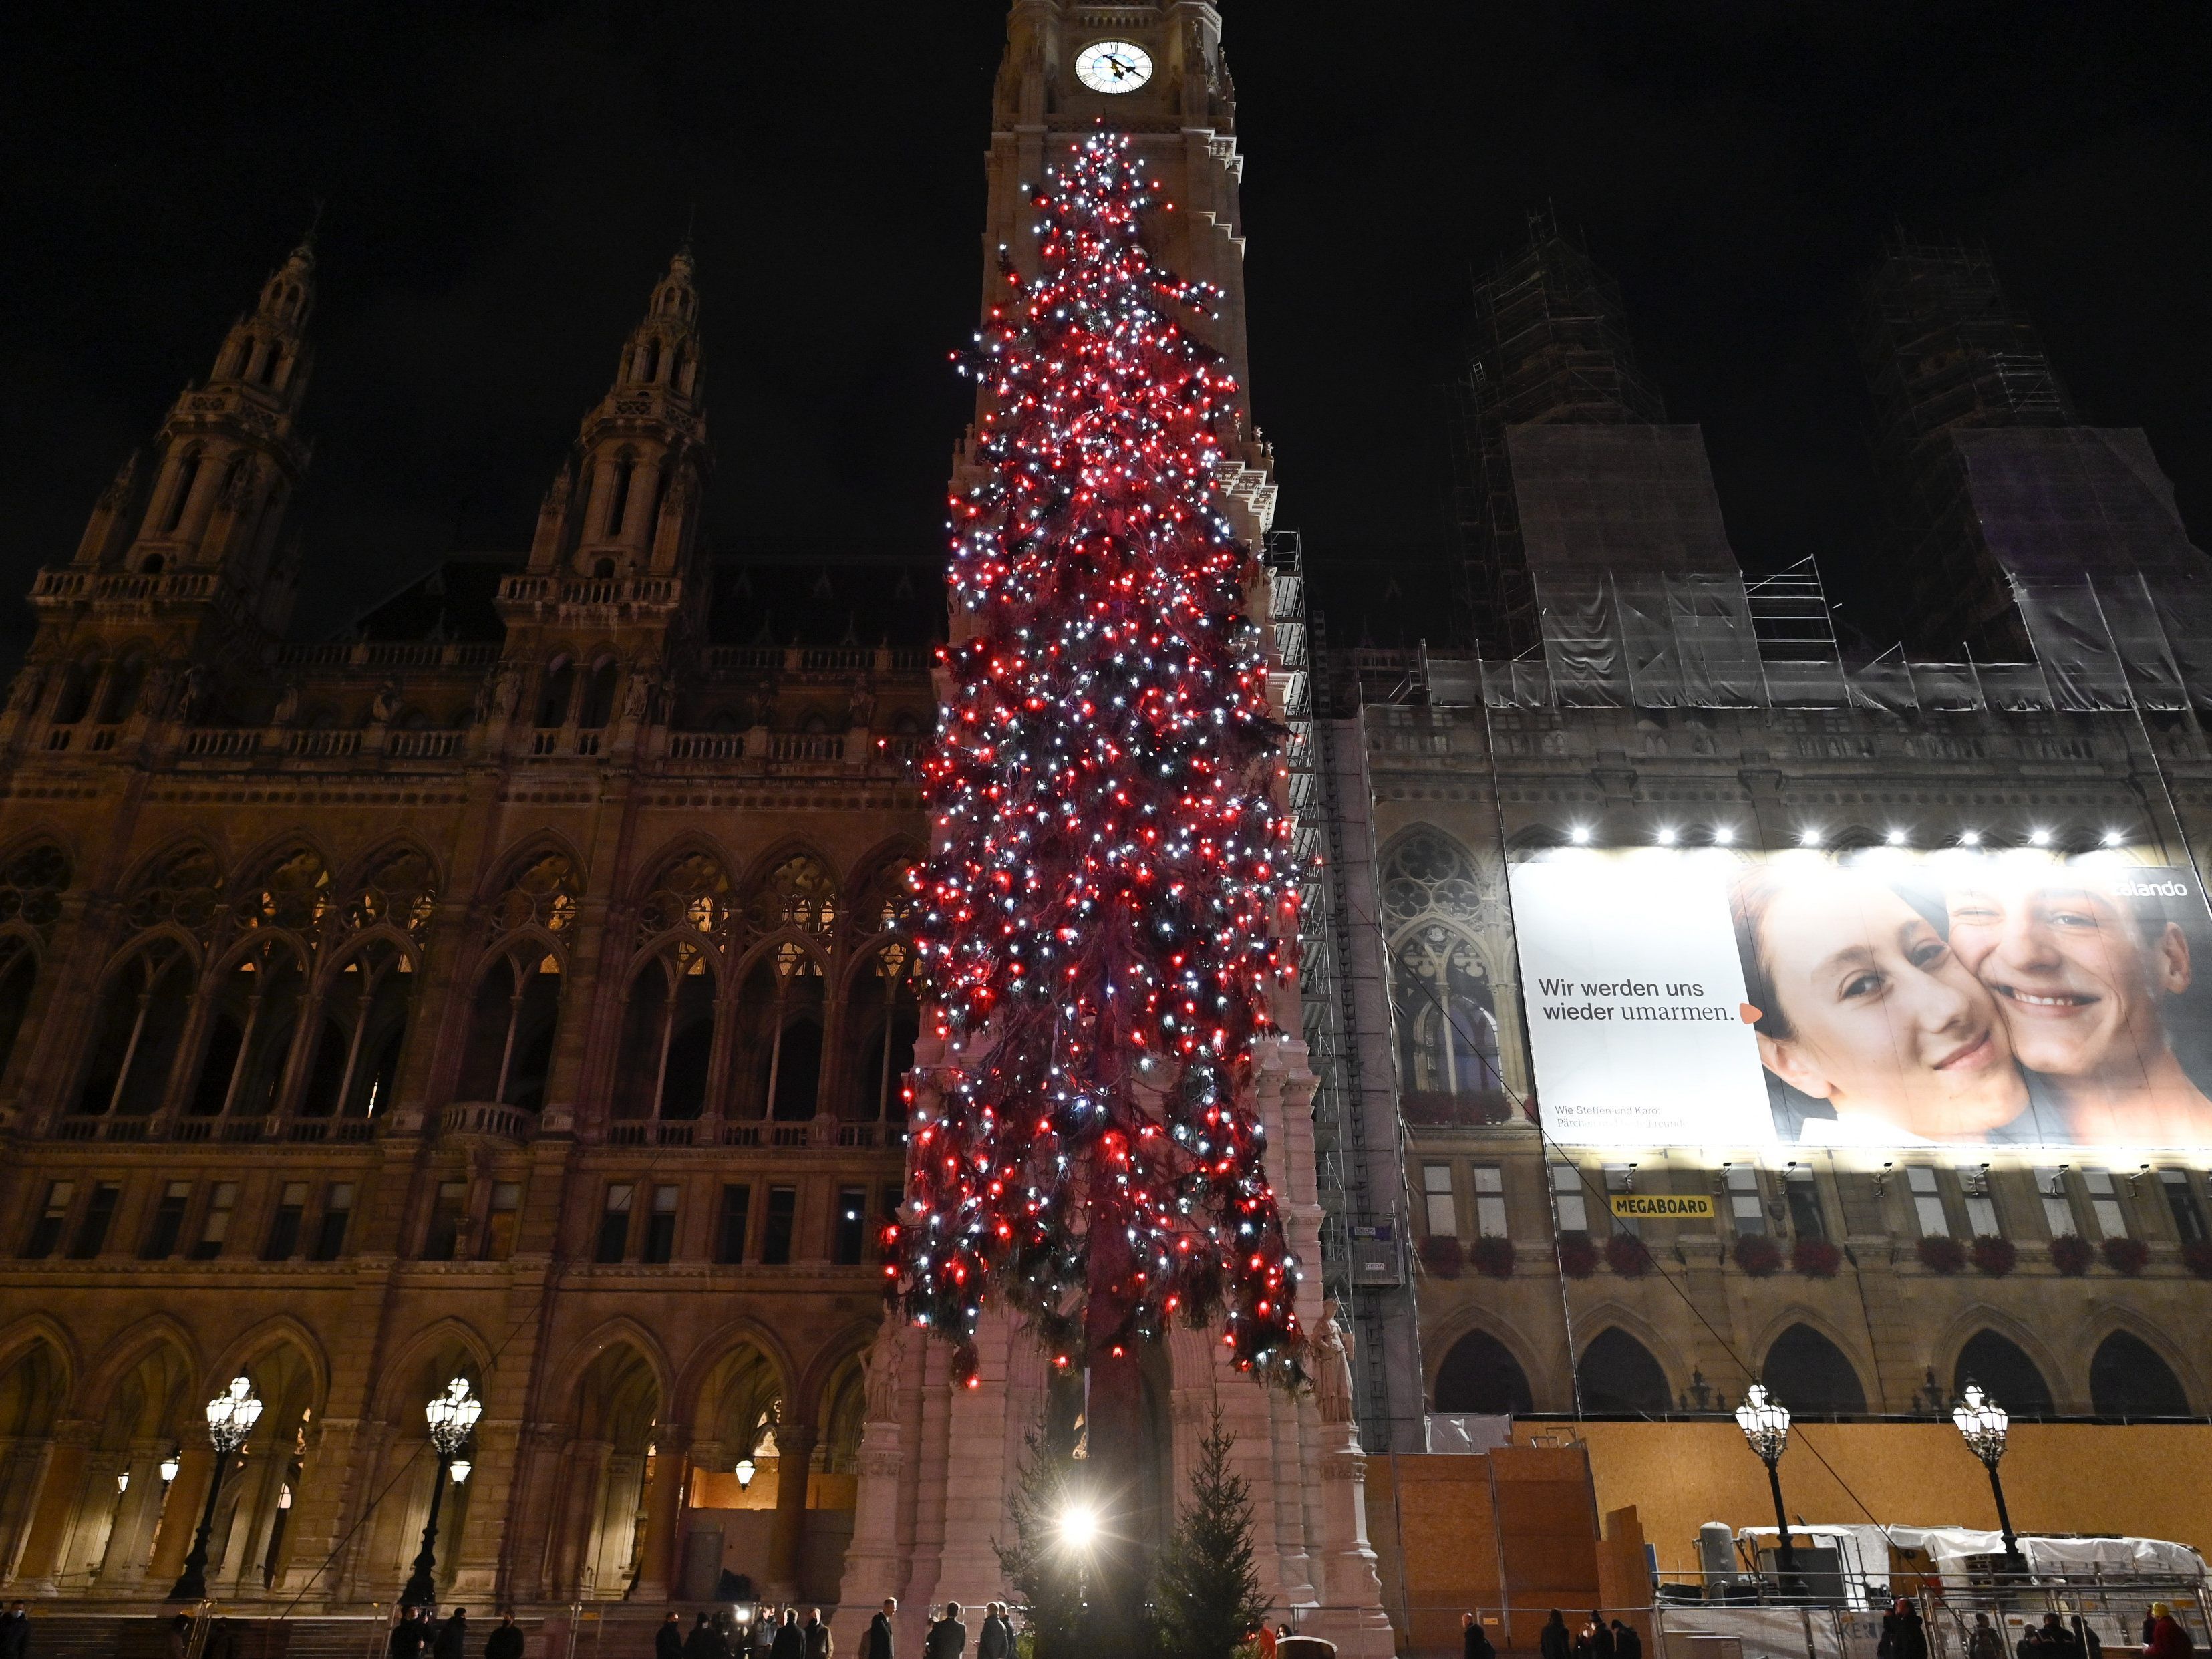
(1448, 211, 1666, 657)
(1858, 235, 2078, 657)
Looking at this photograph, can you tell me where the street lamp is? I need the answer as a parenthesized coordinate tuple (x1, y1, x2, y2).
(159, 1451, 180, 1486)
(168, 1376, 263, 1601)
(1735, 1382, 1799, 1592)
(399, 1378, 482, 1608)
(735, 1456, 757, 1491)
(1951, 1382, 2024, 1575)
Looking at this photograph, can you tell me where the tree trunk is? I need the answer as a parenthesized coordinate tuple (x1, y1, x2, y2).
(1083, 1218, 1146, 1659)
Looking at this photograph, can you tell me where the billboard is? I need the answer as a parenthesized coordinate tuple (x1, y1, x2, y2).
(1507, 848, 2212, 1149)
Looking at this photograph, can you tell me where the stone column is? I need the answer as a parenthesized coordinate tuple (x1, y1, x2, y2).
(831, 1319, 912, 1655)
(11, 1428, 91, 1592)
(629, 1428, 688, 1602)
(1309, 1422, 1393, 1658)
(145, 1449, 214, 1586)
(764, 1423, 815, 1600)
(550, 1440, 610, 1600)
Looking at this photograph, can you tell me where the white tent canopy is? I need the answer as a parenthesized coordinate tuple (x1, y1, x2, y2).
(1732, 1525, 2207, 1587)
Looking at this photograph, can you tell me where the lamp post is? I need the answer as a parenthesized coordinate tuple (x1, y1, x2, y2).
(399, 1378, 482, 1609)
(1951, 1381, 2024, 1575)
(168, 1376, 263, 1601)
(1735, 1382, 1799, 1592)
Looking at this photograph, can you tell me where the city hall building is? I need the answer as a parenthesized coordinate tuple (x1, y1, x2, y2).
(4, 1, 2212, 1648)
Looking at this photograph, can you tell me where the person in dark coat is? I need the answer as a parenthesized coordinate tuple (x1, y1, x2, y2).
(0, 1603, 26, 1659)
(976, 1604, 1010, 1659)
(434, 1608, 468, 1659)
(1464, 1612, 1496, 1659)
(684, 1612, 733, 1659)
(863, 1600, 898, 1659)
(772, 1610, 806, 1659)
(1613, 1619, 1643, 1659)
(484, 1610, 526, 1659)
(804, 1608, 834, 1659)
(657, 1613, 687, 1659)
(391, 1608, 431, 1659)
(1541, 1611, 1572, 1659)
(165, 1614, 190, 1659)
(1591, 1612, 1616, 1659)
(923, 1604, 966, 1659)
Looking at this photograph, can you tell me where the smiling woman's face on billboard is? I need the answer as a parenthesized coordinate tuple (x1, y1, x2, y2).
(1504, 845, 2212, 1150)
(1733, 867, 2027, 1143)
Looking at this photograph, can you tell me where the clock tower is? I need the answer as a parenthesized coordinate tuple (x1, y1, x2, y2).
(842, 7, 1390, 1655)
(961, 1, 1277, 542)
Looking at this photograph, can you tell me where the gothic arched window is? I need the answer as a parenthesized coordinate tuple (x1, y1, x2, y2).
(162, 450, 202, 534)
(484, 852, 581, 942)
(298, 941, 416, 1119)
(75, 943, 196, 1117)
(739, 943, 825, 1121)
(344, 847, 437, 937)
(51, 651, 100, 726)
(848, 941, 919, 1124)
(577, 658, 620, 731)
(1381, 831, 1499, 1107)
(1575, 1329, 1671, 1417)
(458, 949, 562, 1112)
(1434, 1330, 1535, 1416)
(1761, 1324, 1867, 1416)
(2089, 1332, 2191, 1418)
(536, 659, 576, 729)
(848, 856, 920, 940)
(234, 847, 333, 935)
(124, 845, 222, 936)
(1953, 1330, 2054, 1418)
(188, 939, 308, 1120)
(744, 853, 839, 941)
(0, 843, 67, 1087)
(607, 454, 636, 538)
(96, 652, 147, 725)
(638, 852, 734, 949)
(614, 942, 716, 1122)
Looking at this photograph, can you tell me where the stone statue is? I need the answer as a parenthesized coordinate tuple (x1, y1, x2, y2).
(490, 664, 521, 717)
(1312, 1298, 1356, 1425)
(175, 664, 212, 723)
(623, 669, 654, 722)
(370, 678, 402, 724)
(5, 665, 45, 714)
(847, 672, 877, 730)
(272, 679, 301, 725)
(864, 1312, 904, 1422)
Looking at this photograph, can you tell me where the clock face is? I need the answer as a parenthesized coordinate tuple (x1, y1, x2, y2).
(1074, 39, 1153, 94)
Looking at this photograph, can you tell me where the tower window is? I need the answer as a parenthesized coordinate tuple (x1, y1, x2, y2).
(140, 1181, 190, 1260)
(483, 1181, 521, 1261)
(188, 1182, 237, 1261)
(762, 1185, 796, 1265)
(607, 455, 635, 537)
(423, 1180, 468, 1262)
(260, 346, 281, 385)
(311, 1182, 354, 1261)
(63, 1180, 113, 1259)
(715, 1183, 750, 1265)
(642, 339, 662, 382)
(262, 1181, 309, 1261)
(834, 1185, 868, 1265)
(643, 1183, 679, 1264)
(21, 1181, 73, 1260)
(595, 1183, 634, 1264)
(162, 452, 202, 533)
(2163, 1170, 2207, 1244)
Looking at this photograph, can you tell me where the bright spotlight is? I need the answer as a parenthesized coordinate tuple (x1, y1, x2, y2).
(2029, 828, 2050, 847)
(1059, 1502, 1100, 1551)
(1959, 830, 1981, 847)
(1655, 827, 1676, 847)
(1798, 828, 1822, 848)
(1714, 826, 1735, 846)
(1569, 825, 1591, 846)
(2102, 830, 2124, 847)
(1885, 828, 1907, 847)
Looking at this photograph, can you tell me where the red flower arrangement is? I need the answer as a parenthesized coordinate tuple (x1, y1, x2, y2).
(2048, 1234, 2094, 1277)
(2101, 1235, 2149, 1276)
(1606, 1233, 1655, 1278)
(1969, 1235, 2018, 1277)
(1916, 1235, 1966, 1275)
(1557, 1236, 1600, 1279)
(1469, 1236, 1517, 1279)
(1418, 1235, 1464, 1280)
(1733, 1234, 1782, 1277)
(2181, 1239, 2212, 1280)
(1792, 1237, 1843, 1279)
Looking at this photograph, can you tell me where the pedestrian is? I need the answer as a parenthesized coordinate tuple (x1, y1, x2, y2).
(2144, 1604, 2193, 1659)
(204, 1616, 239, 1659)
(0, 1603, 25, 1659)
(392, 1608, 430, 1659)
(1613, 1618, 1643, 1659)
(1542, 1610, 1572, 1659)
(864, 1598, 898, 1659)
(658, 1612, 687, 1659)
(1591, 1611, 1615, 1659)
(166, 1614, 190, 1659)
(1970, 1612, 2006, 1659)
(484, 1609, 526, 1659)
(2076, 1614, 2106, 1659)
(435, 1606, 469, 1659)
(1464, 1612, 1496, 1659)
(685, 1610, 733, 1659)
(924, 1603, 967, 1659)
(1257, 1624, 1278, 1659)
(772, 1609, 806, 1659)
(753, 1608, 777, 1659)
(804, 1607, 834, 1659)
(2044, 1614, 2086, 1659)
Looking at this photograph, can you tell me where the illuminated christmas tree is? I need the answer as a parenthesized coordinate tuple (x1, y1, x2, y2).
(889, 132, 1303, 1394)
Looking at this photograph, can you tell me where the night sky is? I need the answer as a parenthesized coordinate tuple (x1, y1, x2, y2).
(2, 1, 2207, 662)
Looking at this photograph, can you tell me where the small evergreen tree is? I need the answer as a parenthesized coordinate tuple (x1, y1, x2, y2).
(1150, 1409, 1270, 1659)
(994, 1414, 1086, 1659)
